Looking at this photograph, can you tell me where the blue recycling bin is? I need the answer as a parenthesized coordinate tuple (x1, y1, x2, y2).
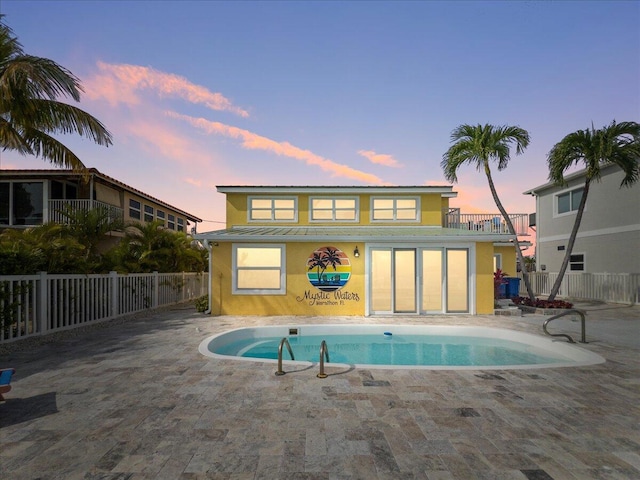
(504, 277, 521, 298)
(498, 283, 507, 298)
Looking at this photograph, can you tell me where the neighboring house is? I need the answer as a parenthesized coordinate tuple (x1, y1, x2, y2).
(196, 185, 529, 316)
(0, 169, 202, 236)
(524, 163, 640, 274)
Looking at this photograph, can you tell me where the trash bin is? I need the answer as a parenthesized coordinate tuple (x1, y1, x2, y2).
(498, 283, 507, 298)
(504, 277, 521, 298)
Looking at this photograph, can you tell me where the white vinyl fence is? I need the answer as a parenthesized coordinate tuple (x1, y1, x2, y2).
(518, 272, 640, 305)
(0, 271, 208, 343)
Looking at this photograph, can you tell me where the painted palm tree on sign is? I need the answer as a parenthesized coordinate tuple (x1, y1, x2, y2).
(0, 17, 112, 171)
(545, 120, 640, 301)
(441, 123, 536, 301)
(307, 246, 343, 286)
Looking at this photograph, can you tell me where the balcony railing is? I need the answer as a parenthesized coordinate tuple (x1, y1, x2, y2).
(48, 199, 124, 225)
(444, 208, 530, 236)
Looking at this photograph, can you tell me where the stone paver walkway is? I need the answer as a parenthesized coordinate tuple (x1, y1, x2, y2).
(1, 304, 639, 479)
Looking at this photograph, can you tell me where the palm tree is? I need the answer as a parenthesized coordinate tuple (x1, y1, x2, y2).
(111, 221, 206, 273)
(0, 16, 112, 171)
(545, 120, 640, 301)
(441, 123, 536, 301)
(58, 204, 124, 266)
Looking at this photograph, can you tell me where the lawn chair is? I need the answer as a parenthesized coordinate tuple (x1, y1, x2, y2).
(0, 368, 16, 401)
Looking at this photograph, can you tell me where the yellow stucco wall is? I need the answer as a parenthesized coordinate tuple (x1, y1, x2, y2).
(475, 242, 495, 314)
(225, 192, 445, 227)
(494, 245, 517, 277)
(210, 242, 366, 316)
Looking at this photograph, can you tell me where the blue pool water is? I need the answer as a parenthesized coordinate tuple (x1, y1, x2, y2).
(218, 334, 563, 366)
(199, 325, 606, 370)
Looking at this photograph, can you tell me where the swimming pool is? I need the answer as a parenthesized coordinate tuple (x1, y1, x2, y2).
(198, 324, 605, 370)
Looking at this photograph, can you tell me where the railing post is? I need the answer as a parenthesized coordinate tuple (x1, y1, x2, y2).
(37, 271, 48, 335)
(153, 271, 159, 308)
(109, 271, 118, 318)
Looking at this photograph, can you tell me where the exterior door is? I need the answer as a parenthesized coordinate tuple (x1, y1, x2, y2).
(370, 247, 417, 314)
(370, 247, 469, 315)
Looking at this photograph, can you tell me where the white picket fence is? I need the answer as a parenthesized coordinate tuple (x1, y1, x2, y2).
(0, 271, 208, 343)
(518, 272, 640, 305)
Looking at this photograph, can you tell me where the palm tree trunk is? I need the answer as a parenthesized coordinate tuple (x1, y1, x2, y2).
(547, 180, 590, 301)
(484, 165, 536, 301)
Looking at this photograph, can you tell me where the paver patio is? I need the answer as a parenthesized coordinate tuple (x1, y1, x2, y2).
(1, 303, 639, 479)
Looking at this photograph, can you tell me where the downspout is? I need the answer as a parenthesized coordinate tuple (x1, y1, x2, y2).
(203, 239, 213, 314)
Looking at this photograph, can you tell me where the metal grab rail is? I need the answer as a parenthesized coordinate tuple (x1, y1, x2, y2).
(275, 338, 295, 376)
(317, 340, 330, 378)
(543, 309, 587, 344)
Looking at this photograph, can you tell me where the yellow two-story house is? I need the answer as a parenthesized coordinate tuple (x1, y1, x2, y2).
(197, 186, 526, 316)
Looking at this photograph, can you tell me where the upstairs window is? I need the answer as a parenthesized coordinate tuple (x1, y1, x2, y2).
(556, 187, 584, 215)
(371, 197, 419, 222)
(156, 210, 165, 226)
(129, 199, 141, 220)
(249, 197, 297, 222)
(310, 197, 358, 222)
(144, 205, 154, 222)
(167, 214, 175, 230)
(177, 218, 184, 232)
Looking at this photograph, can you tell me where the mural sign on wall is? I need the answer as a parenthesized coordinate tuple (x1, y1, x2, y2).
(297, 246, 360, 306)
(306, 246, 351, 291)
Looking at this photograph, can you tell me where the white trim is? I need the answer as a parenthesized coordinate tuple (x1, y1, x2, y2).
(309, 196, 359, 223)
(218, 185, 457, 195)
(553, 186, 585, 218)
(364, 242, 475, 315)
(569, 252, 586, 272)
(247, 196, 298, 223)
(232, 243, 287, 295)
(370, 196, 421, 223)
(537, 224, 640, 243)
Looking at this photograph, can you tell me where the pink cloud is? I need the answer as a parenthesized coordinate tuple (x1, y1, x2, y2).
(124, 119, 214, 167)
(357, 149, 402, 168)
(84, 62, 249, 117)
(167, 112, 390, 185)
(184, 177, 203, 188)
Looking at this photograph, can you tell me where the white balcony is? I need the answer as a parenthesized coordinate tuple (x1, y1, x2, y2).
(444, 208, 530, 236)
(48, 199, 124, 225)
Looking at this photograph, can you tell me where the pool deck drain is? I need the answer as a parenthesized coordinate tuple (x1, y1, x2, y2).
(1, 303, 639, 479)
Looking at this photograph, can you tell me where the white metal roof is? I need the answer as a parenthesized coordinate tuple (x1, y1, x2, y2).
(195, 226, 515, 243)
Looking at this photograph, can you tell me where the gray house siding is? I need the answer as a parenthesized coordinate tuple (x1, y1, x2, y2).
(528, 164, 640, 274)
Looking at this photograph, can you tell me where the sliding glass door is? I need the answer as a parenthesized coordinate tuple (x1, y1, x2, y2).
(370, 247, 469, 314)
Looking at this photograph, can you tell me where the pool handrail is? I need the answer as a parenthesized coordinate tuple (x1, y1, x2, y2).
(543, 309, 587, 344)
(275, 337, 295, 376)
(317, 340, 330, 378)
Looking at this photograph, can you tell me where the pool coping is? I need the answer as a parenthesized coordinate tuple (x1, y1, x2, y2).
(198, 323, 606, 371)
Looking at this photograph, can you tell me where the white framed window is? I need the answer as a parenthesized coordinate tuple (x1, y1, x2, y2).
(248, 197, 297, 222)
(569, 253, 585, 271)
(167, 214, 175, 230)
(232, 244, 286, 294)
(0, 181, 44, 226)
(371, 197, 419, 222)
(310, 197, 358, 222)
(555, 187, 584, 216)
(129, 199, 141, 220)
(493, 254, 502, 272)
(156, 210, 165, 226)
(144, 205, 154, 222)
(177, 218, 184, 232)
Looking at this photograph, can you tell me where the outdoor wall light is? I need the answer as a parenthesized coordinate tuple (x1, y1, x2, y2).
(353, 246, 360, 258)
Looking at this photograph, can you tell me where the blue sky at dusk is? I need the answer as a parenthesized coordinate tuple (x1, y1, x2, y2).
(2, 1, 639, 232)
